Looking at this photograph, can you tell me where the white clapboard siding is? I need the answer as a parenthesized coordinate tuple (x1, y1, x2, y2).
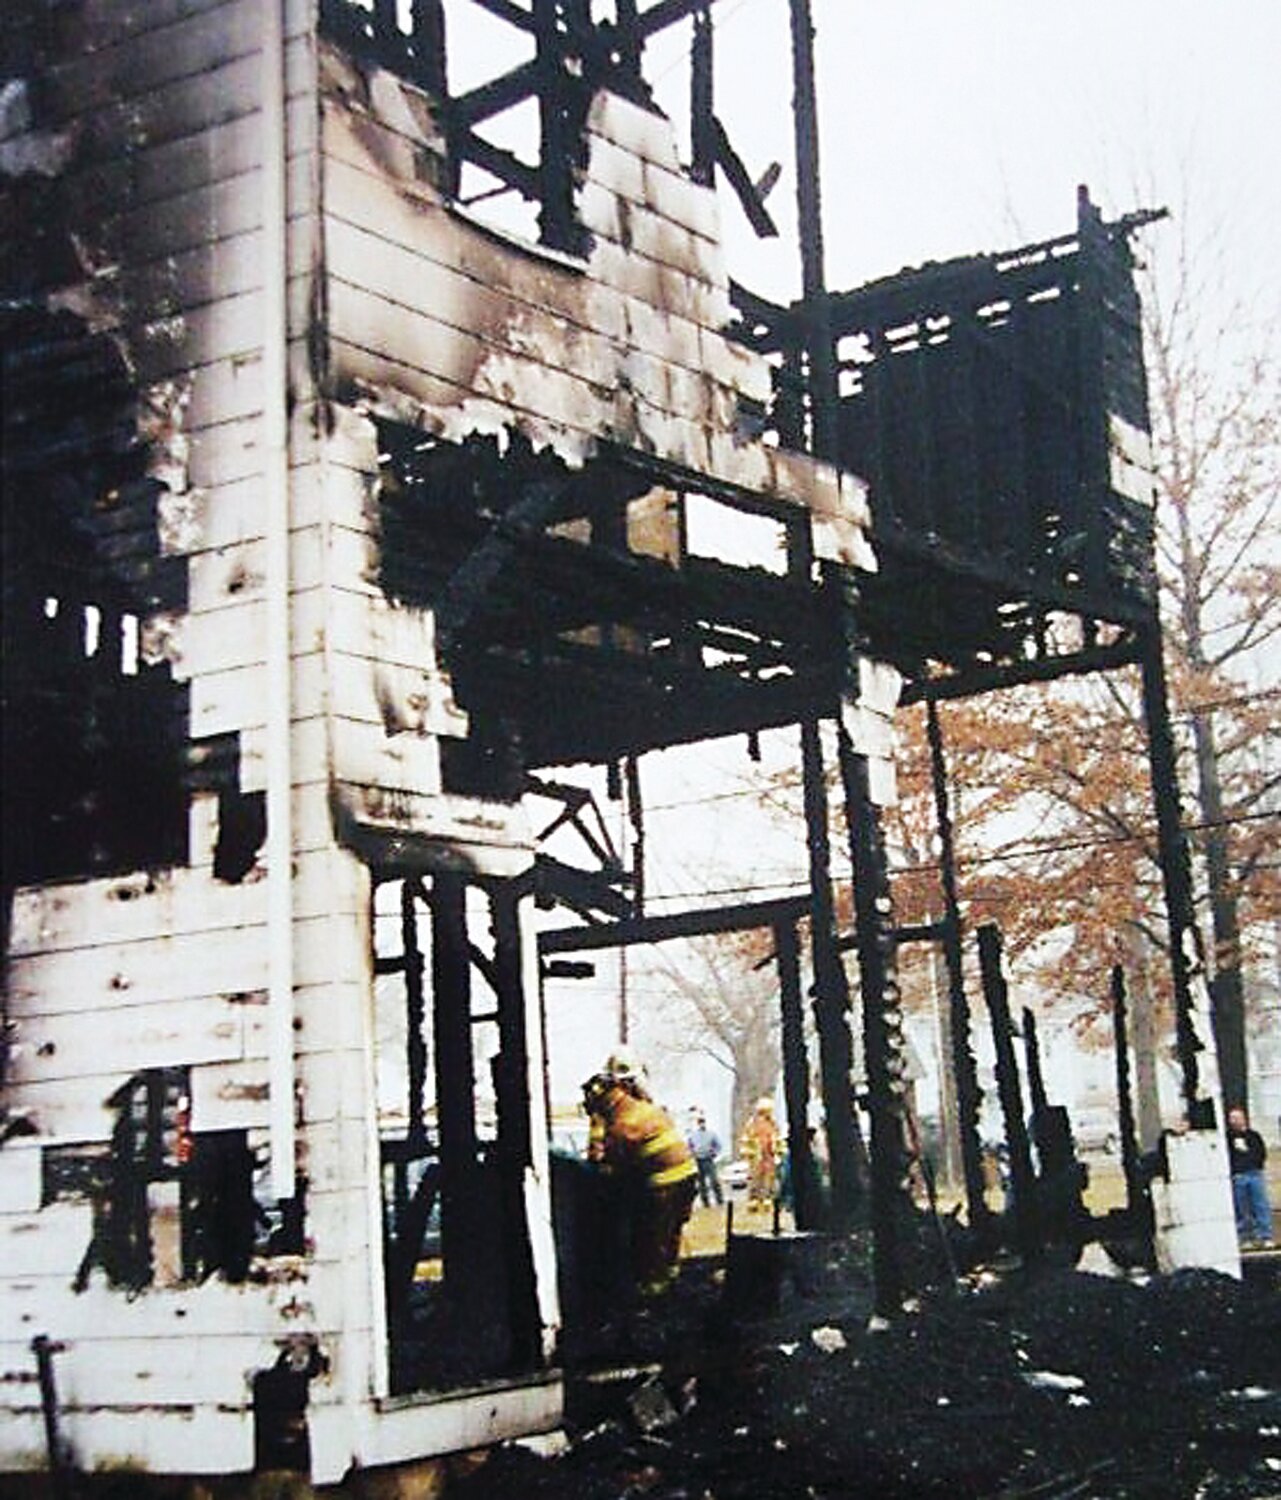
(8, 993, 266, 1088)
(52, 1405, 253, 1477)
(1, 1205, 95, 1277)
(8, 922, 268, 1011)
(39, 1333, 280, 1411)
(0, 1144, 42, 1215)
(2, 1258, 353, 1346)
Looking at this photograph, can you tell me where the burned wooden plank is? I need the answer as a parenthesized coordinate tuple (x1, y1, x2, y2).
(977, 923, 1041, 1261)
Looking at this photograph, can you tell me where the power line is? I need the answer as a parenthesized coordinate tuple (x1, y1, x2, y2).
(639, 806, 1280, 904)
(633, 685, 1281, 816)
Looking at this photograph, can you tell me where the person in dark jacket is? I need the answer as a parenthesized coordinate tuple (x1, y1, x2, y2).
(1227, 1105, 1273, 1246)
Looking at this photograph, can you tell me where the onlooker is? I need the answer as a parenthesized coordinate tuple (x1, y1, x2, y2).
(1227, 1105, 1273, 1247)
(686, 1109, 724, 1207)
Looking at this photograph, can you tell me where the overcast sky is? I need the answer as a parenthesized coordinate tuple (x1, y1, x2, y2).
(646, 0, 1281, 325)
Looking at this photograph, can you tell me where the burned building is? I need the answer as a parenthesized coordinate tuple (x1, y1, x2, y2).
(0, 0, 1229, 1485)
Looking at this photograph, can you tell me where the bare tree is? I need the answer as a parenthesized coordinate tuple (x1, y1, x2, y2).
(641, 931, 781, 1140)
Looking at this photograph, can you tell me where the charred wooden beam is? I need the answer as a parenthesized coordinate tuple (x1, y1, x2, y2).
(1111, 964, 1147, 1221)
(1022, 1006, 1050, 1147)
(713, 117, 778, 238)
(926, 700, 989, 1232)
(402, 878, 429, 1153)
(490, 883, 542, 1367)
(1137, 622, 1208, 1122)
(432, 873, 478, 1282)
(539, 893, 810, 954)
(977, 923, 1041, 1262)
(788, 0, 837, 460)
(435, 479, 571, 655)
(451, 58, 541, 126)
(901, 636, 1141, 705)
(534, 854, 634, 922)
(839, 736, 911, 1316)
(638, 0, 727, 38)
(31, 1336, 69, 1482)
(470, 0, 536, 30)
(624, 754, 645, 913)
(777, 918, 821, 1230)
(690, 4, 714, 187)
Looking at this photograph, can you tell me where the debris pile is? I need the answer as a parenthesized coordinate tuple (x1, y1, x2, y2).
(458, 1262, 1281, 1499)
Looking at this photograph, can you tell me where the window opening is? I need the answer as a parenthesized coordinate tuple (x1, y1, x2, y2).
(374, 870, 540, 1393)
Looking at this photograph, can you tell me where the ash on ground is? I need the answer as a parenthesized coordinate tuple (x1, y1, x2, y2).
(457, 1246, 1281, 1500)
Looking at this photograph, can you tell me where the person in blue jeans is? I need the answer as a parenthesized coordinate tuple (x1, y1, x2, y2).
(686, 1110, 724, 1207)
(1227, 1105, 1273, 1247)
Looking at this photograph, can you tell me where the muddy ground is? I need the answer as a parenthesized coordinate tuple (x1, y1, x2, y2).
(460, 1244, 1281, 1500)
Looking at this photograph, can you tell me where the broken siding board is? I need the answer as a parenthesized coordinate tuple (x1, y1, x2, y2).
(305, 1186, 377, 1265)
(318, 1378, 563, 1479)
(62, 0, 254, 51)
(325, 338, 605, 459)
(597, 196, 724, 288)
(35, 1335, 281, 1411)
(237, 717, 334, 799)
(8, 879, 262, 967)
(0, 1081, 117, 1143)
(7, 995, 263, 1088)
(5, 858, 361, 960)
(7, 929, 268, 1017)
(587, 92, 684, 172)
(0, 1410, 43, 1468)
(329, 719, 443, 800)
(1, 1261, 352, 1343)
(35, 1406, 252, 1477)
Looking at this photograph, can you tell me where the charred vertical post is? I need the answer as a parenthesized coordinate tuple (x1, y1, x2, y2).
(614, 0, 642, 74)
(788, 518, 863, 1227)
(533, 0, 579, 252)
(800, 715, 863, 1226)
(491, 883, 541, 1367)
(1022, 1007, 1050, 1141)
(690, 4, 715, 187)
(402, 879, 428, 1153)
(776, 919, 820, 1230)
(788, 0, 837, 461)
(1111, 964, 1145, 1219)
(977, 924, 1040, 1261)
(32, 1336, 68, 1483)
(925, 699, 988, 1232)
(625, 754, 645, 916)
(1137, 624, 1209, 1122)
(411, 0, 448, 96)
(431, 873, 477, 1278)
(838, 733, 910, 1316)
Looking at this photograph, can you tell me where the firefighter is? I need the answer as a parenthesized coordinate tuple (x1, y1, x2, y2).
(582, 1058, 697, 1299)
(741, 1096, 780, 1211)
